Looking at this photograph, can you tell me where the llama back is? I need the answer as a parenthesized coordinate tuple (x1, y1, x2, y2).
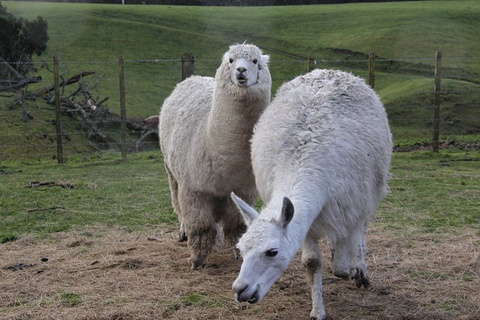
(251, 69, 392, 236)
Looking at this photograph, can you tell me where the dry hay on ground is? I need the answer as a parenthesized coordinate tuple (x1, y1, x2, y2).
(1, 226, 479, 320)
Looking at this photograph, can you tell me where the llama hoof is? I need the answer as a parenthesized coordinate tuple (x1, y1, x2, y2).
(178, 231, 187, 242)
(310, 308, 328, 320)
(354, 268, 370, 288)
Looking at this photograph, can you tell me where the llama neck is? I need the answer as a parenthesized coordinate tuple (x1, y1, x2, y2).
(271, 183, 327, 260)
(207, 87, 267, 149)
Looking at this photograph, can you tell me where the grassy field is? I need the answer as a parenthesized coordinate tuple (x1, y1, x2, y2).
(1, 1, 479, 159)
(5, 1, 480, 98)
(1, 2, 479, 153)
(0, 152, 175, 243)
(1, 150, 479, 243)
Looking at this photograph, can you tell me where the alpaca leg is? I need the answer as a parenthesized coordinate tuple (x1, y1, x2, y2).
(219, 200, 247, 261)
(331, 221, 370, 288)
(302, 236, 327, 320)
(179, 188, 217, 270)
(164, 164, 186, 242)
(220, 193, 252, 247)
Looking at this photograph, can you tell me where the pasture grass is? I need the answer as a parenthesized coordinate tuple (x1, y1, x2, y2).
(0, 97, 98, 160)
(1, 149, 479, 244)
(4, 1, 480, 115)
(378, 150, 480, 234)
(0, 151, 175, 243)
(2, 1, 479, 161)
(59, 292, 82, 307)
(179, 292, 223, 308)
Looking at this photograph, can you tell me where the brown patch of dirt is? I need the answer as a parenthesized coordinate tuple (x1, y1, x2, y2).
(394, 140, 480, 152)
(1, 226, 479, 319)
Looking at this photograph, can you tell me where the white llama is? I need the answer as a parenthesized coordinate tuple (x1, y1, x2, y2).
(159, 44, 271, 269)
(231, 69, 392, 319)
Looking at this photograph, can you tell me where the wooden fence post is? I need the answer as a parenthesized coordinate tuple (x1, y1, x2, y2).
(433, 51, 442, 153)
(53, 55, 64, 164)
(307, 53, 316, 72)
(181, 53, 195, 80)
(119, 55, 127, 160)
(368, 52, 375, 88)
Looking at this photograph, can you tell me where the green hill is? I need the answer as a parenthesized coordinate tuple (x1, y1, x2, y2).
(1, 0, 479, 159)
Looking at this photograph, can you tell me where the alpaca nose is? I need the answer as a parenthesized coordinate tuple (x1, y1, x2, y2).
(236, 66, 247, 73)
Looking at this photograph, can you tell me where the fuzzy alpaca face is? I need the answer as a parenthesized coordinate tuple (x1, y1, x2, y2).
(222, 44, 269, 88)
(231, 193, 294, 304)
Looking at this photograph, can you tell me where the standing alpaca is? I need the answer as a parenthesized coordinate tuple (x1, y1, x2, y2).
(231, 69, 392, 319)
(159, 44, 271, 269)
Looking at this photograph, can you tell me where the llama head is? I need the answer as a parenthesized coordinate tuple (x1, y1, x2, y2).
(230, 192, 294, 304)
(219, 43, 270, 88)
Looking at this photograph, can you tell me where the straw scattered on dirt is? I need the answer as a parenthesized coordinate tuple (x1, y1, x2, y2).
(1, 226, 479, 320)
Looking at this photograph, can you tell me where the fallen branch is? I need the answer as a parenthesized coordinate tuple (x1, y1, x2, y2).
(27, 181, 76, 189)
(440, 158, 480, 163)
(97, 96, 109, 107)
(135, 129, 157, 152)
(61, 98, 118, 147)
(35, 71, 96, 97)
(0, 76, 42, 92)
(0, 57, 24, 80)
(27, 206, 66, 213)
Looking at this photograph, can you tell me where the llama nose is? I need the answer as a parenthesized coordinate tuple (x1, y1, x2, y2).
(236, 66, 247, 73)
(232, 280, 248, 296)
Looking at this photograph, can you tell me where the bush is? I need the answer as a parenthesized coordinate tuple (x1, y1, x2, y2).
(0, 1, 48, 78)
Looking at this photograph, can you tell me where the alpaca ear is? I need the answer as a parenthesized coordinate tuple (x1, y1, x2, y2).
(281, 197, 294, 228)
(231, 192, 258, 226)
(222, 51, 230, 63)
(261, 54, 270, 65)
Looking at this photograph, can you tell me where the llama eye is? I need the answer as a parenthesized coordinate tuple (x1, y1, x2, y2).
(265, 249, 278, 257)
(252, 59, 258, 64)
(229, 58, 233, 63)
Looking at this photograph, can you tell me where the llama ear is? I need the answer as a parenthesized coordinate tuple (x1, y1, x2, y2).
(230, 192, 258, 226)
(281, 197, 294, 228)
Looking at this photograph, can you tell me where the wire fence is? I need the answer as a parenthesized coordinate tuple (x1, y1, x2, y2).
(1, 53, 479, 161)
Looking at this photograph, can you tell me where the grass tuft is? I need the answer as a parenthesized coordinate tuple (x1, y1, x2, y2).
(59, 292, 82, 307)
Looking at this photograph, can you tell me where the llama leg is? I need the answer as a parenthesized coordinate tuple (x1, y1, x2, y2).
(354, 222, 370, 288)
(331, 222, 370, 288)
(179, 188, 217, 269)
(329, 237, 336, 263)
(164, 164, 186, 242)
(302, 236, 327, 320)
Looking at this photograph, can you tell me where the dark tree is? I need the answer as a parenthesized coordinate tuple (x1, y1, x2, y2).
(0, 1, 48, 87)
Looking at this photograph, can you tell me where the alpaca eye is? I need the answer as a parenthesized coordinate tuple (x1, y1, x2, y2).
(229, 58, 233, 63)
(265, 249, 278, 257)
(252, 59, 258, 64)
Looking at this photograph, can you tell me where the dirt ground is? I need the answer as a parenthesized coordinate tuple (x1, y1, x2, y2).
(1, 226, 479, 320)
